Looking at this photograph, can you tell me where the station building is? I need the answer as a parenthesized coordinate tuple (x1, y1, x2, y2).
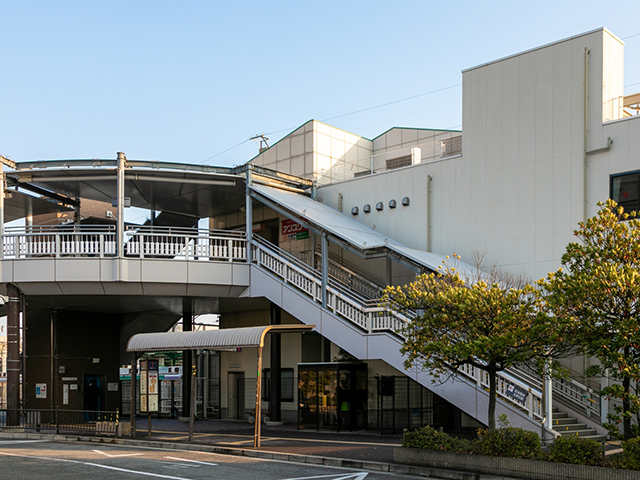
(1, 27, 638, 438)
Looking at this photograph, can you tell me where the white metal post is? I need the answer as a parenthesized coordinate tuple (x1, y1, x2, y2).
(321, 234, 328, 309)
(544, 374, 553, 430)
(117, 152, 126, 257)
(246, 167, 253, 263)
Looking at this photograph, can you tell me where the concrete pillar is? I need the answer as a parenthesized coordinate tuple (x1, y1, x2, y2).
(182, 298, 193, 418)
(269, 303, 281, 422)
(6, 284, 21, 426)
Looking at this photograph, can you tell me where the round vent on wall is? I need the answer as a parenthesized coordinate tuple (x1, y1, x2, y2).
(402, 197, 410, 206)
(363, 204, 371, 213)
(389, 199, 397, 209)
(351, 206, 359, 215)
(376, 202, 384, 211)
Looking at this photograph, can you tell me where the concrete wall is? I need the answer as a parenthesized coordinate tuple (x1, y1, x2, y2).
(25, 309, 122, 412)
(318, 28, 633, 284)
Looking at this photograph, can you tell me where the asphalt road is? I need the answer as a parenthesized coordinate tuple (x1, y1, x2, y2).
(0, 440, 428, 480)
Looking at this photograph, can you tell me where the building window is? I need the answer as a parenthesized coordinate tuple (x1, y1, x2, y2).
(611, 171, 640, 213)
(385, 155, 412, 170)
(262, 368, 294, 402)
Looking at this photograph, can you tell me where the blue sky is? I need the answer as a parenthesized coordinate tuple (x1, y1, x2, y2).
(2, 1, 639, 167)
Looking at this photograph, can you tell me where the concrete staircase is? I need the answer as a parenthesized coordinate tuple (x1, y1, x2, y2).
(552, 407, 607, 441)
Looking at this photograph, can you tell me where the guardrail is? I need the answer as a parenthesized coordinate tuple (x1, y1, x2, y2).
(125, 226, 247, 261)
(2, 225, 247, 262)
(0, 408, 119, 435)
(3, 225, 117, 258)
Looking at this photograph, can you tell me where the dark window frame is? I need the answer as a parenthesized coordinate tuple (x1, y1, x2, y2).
(261, 367, 295, 402)
(610, 170, 640, 214)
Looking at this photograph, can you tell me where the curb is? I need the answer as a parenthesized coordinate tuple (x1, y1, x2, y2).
(0, 432, 520, 479)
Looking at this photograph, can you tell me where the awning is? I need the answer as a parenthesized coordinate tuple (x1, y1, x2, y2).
(250, 183, 476, 276)
(127, 324, 315, 352)
(127, 324, 315, 448)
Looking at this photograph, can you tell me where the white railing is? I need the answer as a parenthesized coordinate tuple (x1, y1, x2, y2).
(2, 225, 247, 262)
(124, 226, 246, 261)
(1, 224, 565, 425)
(252, 237, 550, 423)
(3, 225, 117, 258)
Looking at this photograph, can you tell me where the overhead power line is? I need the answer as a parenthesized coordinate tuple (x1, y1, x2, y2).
(200, 82, 463, 164)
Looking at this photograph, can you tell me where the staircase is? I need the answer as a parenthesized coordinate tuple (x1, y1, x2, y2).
(249, 235, 606, 437)
(553, 407, 607, 441)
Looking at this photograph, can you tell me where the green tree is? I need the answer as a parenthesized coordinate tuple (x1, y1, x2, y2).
(384, 256, 572, 430)
(540, 199, 640, 439)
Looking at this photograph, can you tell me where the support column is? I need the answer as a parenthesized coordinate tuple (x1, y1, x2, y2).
(130, 353, 137, 438)
(544, 372, 553, 430)
(269, 303, 282, 422)
(117, 152, 126, 257)
(245, 166, 253, 263)
(321, 234, 328, 309)
(6, 284, 21, 426)
(386, 256, 393, 286)
(254, 345, 263, 448)
(0, 163, 4, 260)
(182, 298, 193, 418)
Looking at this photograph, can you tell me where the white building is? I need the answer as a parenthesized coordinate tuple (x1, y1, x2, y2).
(1, 27, 637, 438)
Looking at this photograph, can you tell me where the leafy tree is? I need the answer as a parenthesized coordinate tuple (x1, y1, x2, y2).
(384, 256, 572, 430)
(540, 199, 640, 439)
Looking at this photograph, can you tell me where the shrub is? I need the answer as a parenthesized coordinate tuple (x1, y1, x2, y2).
(478, 427, 542, 459)
(403, 426, 471, 453)
(548, 436, 603, 466)
(608, 437, 640, 470)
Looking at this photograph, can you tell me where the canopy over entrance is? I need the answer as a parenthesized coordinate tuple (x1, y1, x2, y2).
(126, 324, 315, 447)
(127, 325, 313, 352)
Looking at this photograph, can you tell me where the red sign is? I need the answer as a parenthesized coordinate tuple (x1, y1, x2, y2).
(281, 219, 309, 241)
(281, 219, 306, 235)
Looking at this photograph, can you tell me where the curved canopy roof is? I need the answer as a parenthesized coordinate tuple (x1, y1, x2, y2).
(127, 324, 315, 352)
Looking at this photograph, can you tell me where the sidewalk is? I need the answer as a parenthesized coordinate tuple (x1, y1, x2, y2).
(134, 418, 404, 465)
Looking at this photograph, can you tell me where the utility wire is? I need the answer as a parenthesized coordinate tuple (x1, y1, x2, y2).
(320, 84, 462, 123)
(622, 32, 640, 40)
(200, 139, 251, 164)
(265, 83, 462, 137)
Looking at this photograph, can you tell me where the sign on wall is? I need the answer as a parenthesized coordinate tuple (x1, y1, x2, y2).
(281, 219, 309, 241)
(505, 384, 528, 404)
(36, 383, 47, 399)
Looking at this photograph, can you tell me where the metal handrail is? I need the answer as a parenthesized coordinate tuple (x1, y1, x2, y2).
(252, 237, 553, 423)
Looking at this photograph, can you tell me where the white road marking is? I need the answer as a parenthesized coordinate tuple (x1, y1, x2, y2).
(164, 456, 218, 466)
(281, 474, 368, 480)
(0, 450, 192, 480)
(93, 449, 144, 458)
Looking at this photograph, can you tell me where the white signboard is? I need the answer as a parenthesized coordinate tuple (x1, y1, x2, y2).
(107, 382, 119, 392)
(148, 394, 158, 413)
(36, 383, 47, 399)
(63, 384, 69, 405)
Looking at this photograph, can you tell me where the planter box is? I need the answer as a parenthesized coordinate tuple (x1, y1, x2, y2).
(394, 447, 640, 480)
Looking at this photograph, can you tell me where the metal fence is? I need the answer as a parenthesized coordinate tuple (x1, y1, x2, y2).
(0, 408, 119, 435)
